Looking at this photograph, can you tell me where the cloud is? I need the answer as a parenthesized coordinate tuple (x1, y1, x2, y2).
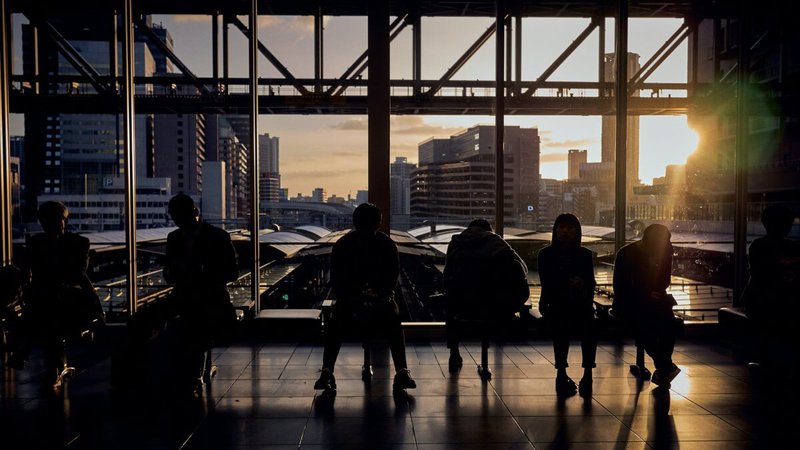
(540, 152, 569, 163)
(329, 116, 463, 138)
(544, 138, 595, 149)
(289, 16, 332, 32)
(282, 168, 364, 178)
(234, 15, 285, 29)
(330, 118, 368, 131)
(171, 15, 210, 24)
(331, 150, 365, 158)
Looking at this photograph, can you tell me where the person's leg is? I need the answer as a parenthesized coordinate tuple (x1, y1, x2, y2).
(579, 316, 597, 396)
(316, 304, 350, 390)
(552, 319, 577, 396)
(384, 300, 415, 390)
(445, 308, 463, 371)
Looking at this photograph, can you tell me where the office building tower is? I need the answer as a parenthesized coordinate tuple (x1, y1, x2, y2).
(411, 125, 540, 227)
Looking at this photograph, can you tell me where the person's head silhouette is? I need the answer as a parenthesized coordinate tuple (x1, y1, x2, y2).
(168, 194, 200, 230)
(641, 223, 672, 257)
(761, 205, 794, 238)
(353, 203, 381, 234)
(38, 201, 68, 235)
(467, 218, 493, 232)
(552, 213, 581, 247)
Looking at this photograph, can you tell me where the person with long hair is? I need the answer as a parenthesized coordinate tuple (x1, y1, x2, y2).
(538, 213, 597, 397)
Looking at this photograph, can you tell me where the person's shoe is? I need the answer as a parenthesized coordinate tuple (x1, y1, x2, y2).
(556, 376, 578, 397)
(651, 364, 680, 388)
(393, 369, 417, 390)
(314, 369, 336, 391)
(361, 365, 373, 382)
(192, 378, 205, 398)
(629, 364, 651, 381)
(448, 354, 463, 373)
(60, 366, 76, 380)
(203, 365, 219, 383)
(578, 378, 593, 397)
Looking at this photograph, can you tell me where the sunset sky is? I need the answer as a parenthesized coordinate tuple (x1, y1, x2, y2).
(12, 13, 701, 199)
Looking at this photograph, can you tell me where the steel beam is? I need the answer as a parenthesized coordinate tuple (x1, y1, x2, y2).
(614, 0, 628, 254)
(368, 0, 390, 234)
(495, 0, 505, 235)
(522, 18, 598, 96)
(30, 16, 111, 94)
(249, 0, 261, 311)
(0, 0, 11, 265)
(212, 12, 219, 87)
(412, 11, 421, 95)
(122, 0, 138, 315)
(514, 15, 521, 95)
(628, 22, 689, 94)
(733, 1, 749, 305)
(329, 15, 407, 96)
(230, 16, 310, 95)
(314, 7, 323, 93)
(135, 16, 209, 95)
(427, 18, 498, 97)
(223, 14, 229, 92)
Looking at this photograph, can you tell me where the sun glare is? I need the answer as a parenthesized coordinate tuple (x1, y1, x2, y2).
(639, 116, 700, 185)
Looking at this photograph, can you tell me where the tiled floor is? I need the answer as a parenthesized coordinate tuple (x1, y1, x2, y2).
(0, 337, 796, 449)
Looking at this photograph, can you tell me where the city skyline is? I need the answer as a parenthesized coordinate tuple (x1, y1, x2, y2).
(8, 14, 699, 198)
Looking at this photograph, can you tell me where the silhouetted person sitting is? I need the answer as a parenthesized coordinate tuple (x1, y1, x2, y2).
(538, 213, 597, 397)
(164, 194, 239, 397)
(314, 203, 416, 392)
(24, 201, 95, 392)
(0, 264, 28, 370)
(443, 218, 529, 373)
(613, 223, 680, 388)
(743, 205, 800, 373)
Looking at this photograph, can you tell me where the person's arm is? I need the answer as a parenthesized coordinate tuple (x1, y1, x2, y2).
(220, 232, 239, 283)
(582, 248, 597, 301)
(163, 233, 178, 284)
(537, 247, 551, 315)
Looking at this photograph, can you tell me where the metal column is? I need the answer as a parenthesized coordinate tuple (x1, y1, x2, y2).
(614, 0, 628, 253)
(514, 15, 521, 95)
(122, 0, 138, 315)
(223, 15, 229, 93)
(733, 3, 749, 304)
(368, 0, 390, 233)
(249, 0, 261, 310)
(314, 8, 323, 93)
(598, 13, 605, 98)
(212, 12, 219, 88)
(495, 0, 505, 235)
(412, 11, 421, 96)
(110, 10, 118, 93)
(0, 0, 11, 265)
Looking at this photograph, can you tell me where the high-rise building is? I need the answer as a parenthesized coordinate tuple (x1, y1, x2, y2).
(201, 161, 226, 223)
(601, 52, 641, 196)
(20, 17, 168, 226)
(154, 91, 206, 196)
(205, 115, 250, 222)
(311, 188, 327, 203)
(10, 136, 23, 223)
(390, 156, 416, 230)
(538, 178, 564, 224)
(390, 156, 415, 215)
(568, 149, 588, 181)
(684, 18, 800, 221)
(411, 125, 540, 227)
(258, 133, 280, 206)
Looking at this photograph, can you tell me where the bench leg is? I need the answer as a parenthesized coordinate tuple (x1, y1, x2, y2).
(362, 341, 372, 382)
